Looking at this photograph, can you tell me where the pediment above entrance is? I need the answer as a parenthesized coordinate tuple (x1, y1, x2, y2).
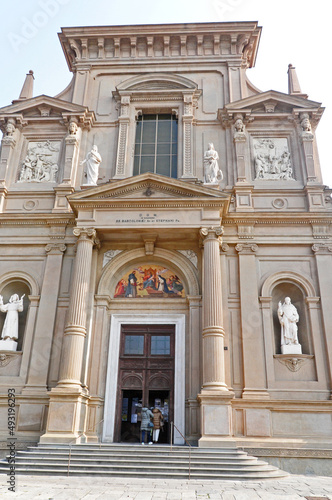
(69, 173, 229, 228)
(69, 173, 230, 208)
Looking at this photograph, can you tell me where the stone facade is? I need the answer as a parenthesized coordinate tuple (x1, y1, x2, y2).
(0, 21, 331, 463)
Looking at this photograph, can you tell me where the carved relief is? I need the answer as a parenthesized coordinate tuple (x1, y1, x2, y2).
(103, 250, 123, 267)
(177, 250, 198, 269)
(18, 141, 60, 183)
(253, 138, 294, 181)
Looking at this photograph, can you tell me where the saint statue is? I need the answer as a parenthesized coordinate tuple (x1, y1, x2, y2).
(203, 143, 223, 184)
(278, 297, 301, 351)
(81, 145, 102, 185)
(0, 294, 25, 342)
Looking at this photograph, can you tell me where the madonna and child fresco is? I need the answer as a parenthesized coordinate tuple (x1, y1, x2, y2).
(114, 265, 185, 298)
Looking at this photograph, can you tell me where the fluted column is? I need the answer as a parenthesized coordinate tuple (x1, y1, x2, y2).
(57, 227, 97, 387)
(200, 226, 227, 391)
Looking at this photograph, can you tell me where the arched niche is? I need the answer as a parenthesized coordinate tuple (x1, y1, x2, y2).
(98, 247, 199, 298)
(261, 271, 316, 355)
(0, 282, 30, 351)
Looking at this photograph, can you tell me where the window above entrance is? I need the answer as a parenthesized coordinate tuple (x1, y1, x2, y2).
(133, 114, 178, 178)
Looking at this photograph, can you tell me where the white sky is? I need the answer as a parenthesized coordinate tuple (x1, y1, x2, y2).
(0, 0, 330, 186)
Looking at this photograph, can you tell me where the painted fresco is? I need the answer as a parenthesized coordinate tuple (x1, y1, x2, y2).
(114, 265, 185, 298)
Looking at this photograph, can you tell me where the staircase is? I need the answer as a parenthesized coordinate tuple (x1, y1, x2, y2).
(0, 443, 287, 479)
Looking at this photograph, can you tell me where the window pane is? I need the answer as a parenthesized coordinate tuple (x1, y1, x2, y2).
(140, 156, 155, 173)
(134, 143, 141, 155)
(151, 335, 170, 355)
(158, 120, 171, 143)
(158, 114, 172, 120)
(124, 335, 144, 355)
(171, 155, 177, 178)
(157, 143, 170, 155)
(156, 155, 170, 176)
(133, 156, 140, 176)
(142, 121, 156, 143)
(141, 143, 155, 155)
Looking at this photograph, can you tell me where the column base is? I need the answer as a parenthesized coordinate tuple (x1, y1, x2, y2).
(39, 386, 89, 445)
(197, 390, 235, 446)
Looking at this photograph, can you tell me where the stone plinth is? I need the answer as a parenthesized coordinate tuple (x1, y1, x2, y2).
(0, 340, 17, 351)
(281, 344, 302, 355)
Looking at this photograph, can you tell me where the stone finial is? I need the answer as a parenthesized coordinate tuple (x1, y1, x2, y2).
(18, 70, 35, 100)
(287, 64, 308, 99)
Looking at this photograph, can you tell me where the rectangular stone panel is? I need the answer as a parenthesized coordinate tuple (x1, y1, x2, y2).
(246, 408, 271, 437)
(203, 405, 231, 435)
(17, 404, 44, 431)
(272, 411, 332, 437)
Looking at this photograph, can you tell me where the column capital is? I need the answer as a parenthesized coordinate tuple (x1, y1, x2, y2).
(312, 243, 332, 255)
(200, 226, 224, 244)
(235, 242, 258, 254)
(73, 227, 97, 243)
(45, 243, 66, 255)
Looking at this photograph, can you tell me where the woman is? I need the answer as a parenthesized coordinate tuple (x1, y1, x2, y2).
(152, 407, 164, 443)
(140, 406, 153, 445)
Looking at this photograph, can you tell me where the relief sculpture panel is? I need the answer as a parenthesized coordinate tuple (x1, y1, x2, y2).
(253, 138, 294, 181)
(18, 140, 60, 183)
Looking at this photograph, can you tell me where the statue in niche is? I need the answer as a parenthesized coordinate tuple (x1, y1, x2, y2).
(253, 138, 294, 181)
(203, 143, 223, 184)
(81, 145, 102, 185)
(0, 294, 25, 342)
(18, 141, 60, 183)
(278, 297, 302, 354)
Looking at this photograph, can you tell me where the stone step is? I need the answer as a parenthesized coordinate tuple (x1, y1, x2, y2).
(0, 444, 288, 479)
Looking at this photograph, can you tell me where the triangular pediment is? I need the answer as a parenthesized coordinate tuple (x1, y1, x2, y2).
(0, 95, 87, 116)
(68, 173, 230, 212)
(222, 90, 324, 117)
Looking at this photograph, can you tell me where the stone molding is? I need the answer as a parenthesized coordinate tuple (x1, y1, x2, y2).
(260, 271, 316, 298)
(312, 243, 332, 254)
(245, 447, 332, 458)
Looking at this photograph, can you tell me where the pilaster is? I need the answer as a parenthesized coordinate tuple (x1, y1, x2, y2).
(236, 243, 269, 399)
(312, 244, 332, 398)
(114, 96, 130, 179)
(181, 95, 195, 178)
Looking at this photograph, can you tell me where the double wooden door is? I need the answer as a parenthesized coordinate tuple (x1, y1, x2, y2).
(115, 324, 175, 443)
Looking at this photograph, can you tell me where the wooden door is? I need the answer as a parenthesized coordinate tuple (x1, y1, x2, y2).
(115, 324, 175, 442)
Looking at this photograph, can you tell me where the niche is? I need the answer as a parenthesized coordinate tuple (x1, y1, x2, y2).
(0, 280, 31, 351)
(272, 282, 311, 355)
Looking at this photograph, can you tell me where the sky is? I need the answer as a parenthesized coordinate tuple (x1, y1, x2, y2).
(0, 0, 330, 186)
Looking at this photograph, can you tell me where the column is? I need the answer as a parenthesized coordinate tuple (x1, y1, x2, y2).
(312, 244, 332, 398)
(200, 227, 228, 390)
(197, 227, 235, 447)
(40, 227, 97, 443)
(57, 227, 97, 387)
(236, 243, 269, 399)
(22, 243, 66, 393)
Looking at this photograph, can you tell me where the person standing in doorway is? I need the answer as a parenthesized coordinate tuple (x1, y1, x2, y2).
(152, 407, 164, 443)
(140, 406, 153, 445)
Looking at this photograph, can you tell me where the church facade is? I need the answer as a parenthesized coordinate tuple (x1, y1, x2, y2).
(0, 21, 332, 470)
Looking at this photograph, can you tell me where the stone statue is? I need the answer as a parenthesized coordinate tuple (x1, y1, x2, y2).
(68, 120, 78, 136)
(203, 143, 223, 184)
(0, 294, 25, 343)
(5, 119, 16, 137)
(278, 297, 302, 354)
(81, 145, 102, 185)
(234, 117, 245, 134)
(300, 113, 312, 133)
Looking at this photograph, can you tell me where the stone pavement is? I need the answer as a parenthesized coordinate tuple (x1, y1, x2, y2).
(1, 474, 332, 499)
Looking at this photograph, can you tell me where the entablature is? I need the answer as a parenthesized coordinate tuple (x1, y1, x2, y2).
(58, 21, 261, 72)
